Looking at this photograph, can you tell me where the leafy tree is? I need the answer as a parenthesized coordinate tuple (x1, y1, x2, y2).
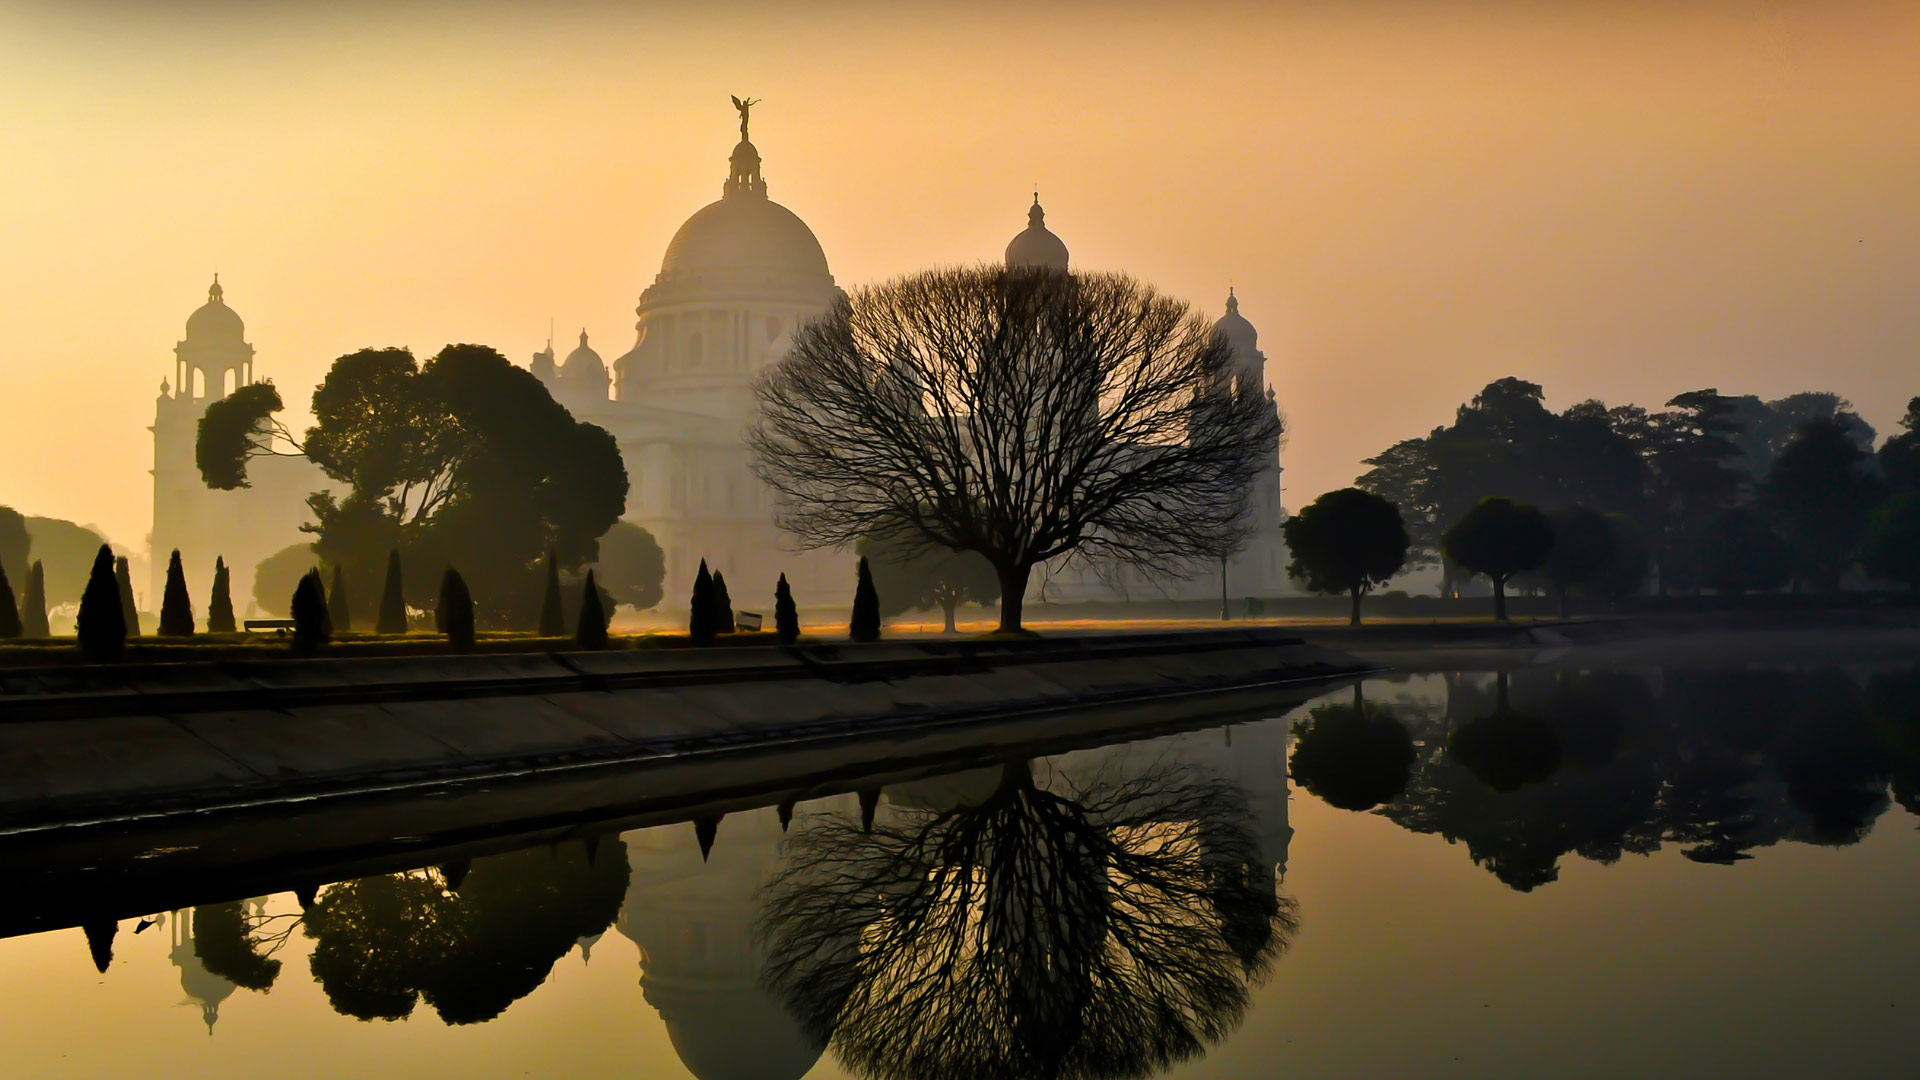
(1443, 497, 1555, 620)
(192, 902, 282, 992)
(1727, 392, 1876, 477)
(1540, 507, 1616, 617)
(689, 560, 716, 645)
(0, 563, 19, 638)
(1760, 417, 1884, 591)
(114, 555, 140, 636)
(774, 572, 799, 644)
(857, 533, 1001, 634)
(537, 551, 565, 636)
(1700, 506, 1790, 595)
(0, 505, 27, 591)
(849, 556, 880, 643)
(587, 522, 665, 612)
(21, 517, 107, 606)
(1281, 487, 1409, 626)
(377, 549, 408, 634)
(1590, 513, 1651, 603)
(1642, 390, 1747, 593)
(21, 561, 48, 638)
(291, 569, 330, 653)
(1879, 397, 1920, 495)
(437, 567, 474, 653)
(198, 344, 628, 627)
(1860, 492, 1920, 592)
(575, 570, 608, 650)
(207, 557, 236, 633)
(254, 543, 315, 617)
(158, 549, 194, 636)
(328, 564, 352, 634)
(76, 545, 125, 661)
(712, 570, 736, 634)
(750, 266, 1281, 632)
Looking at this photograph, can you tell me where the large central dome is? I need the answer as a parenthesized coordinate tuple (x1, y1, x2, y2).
(655, 137, 831, 282)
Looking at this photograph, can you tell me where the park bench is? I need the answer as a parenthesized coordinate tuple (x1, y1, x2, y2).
(735, 611, 763, 632)
(242, 619, 297, 634)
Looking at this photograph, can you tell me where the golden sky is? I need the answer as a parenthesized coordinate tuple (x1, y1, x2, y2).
(2, 0, 1916, 550)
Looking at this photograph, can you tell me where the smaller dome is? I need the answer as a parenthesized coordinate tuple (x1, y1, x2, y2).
(1005, 196, 1069, 271)
(185, 276, 245, 342)
(1216, 289, 1259, 356)
(561, 330, 608, 385)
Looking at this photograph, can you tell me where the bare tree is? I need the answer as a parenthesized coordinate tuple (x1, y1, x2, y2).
(750, 266, 1282, 632)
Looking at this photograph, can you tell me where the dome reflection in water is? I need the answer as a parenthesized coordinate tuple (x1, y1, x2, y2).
(758, 757, 1299, 1080)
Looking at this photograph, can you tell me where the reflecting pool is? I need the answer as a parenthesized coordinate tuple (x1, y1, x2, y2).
(3, 658, 1917, 1079)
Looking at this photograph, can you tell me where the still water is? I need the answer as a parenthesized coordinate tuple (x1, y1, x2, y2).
(3, 660, 1916, 1080)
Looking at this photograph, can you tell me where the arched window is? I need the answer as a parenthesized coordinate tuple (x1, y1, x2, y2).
(191, 368, 205, 398)
(221, 368, 236, 397)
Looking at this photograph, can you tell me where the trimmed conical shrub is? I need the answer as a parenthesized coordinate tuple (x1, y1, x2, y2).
(158, 549, 194, 636)
(207, 557, 236, 634)
(115, 555, 140, 637)
(291, 569, 330, 653)
(21, 561, 48, 638)
(327, 565, 351, 634)
(850, 556, 880, 643)
(77, 545, 125, 661)
(538, 550, 565, 637)
(437, 567, 474, 653)
(0, 562, 19, 639)
(376, 549, 408, 635)
(774, 573, 799, 645)
(690, 559, 716, 645)
(713, 570, 736, 634)
(576, 569, 608, 650)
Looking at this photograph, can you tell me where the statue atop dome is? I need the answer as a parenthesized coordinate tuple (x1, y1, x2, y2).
(730, 95, 759, 141)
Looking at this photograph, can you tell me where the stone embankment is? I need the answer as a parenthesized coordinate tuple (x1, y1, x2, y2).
(0, 629, 1367, 833)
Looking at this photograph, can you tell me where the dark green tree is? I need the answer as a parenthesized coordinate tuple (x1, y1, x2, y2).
(327, 564, 352, 634)
(1700, 506, 1790, 595)
(437, 567, 475, 653)
(21, 561, 48, 638)
(575, 569, 608, 650)
(586, 521, 665, 612)
(0, 505, 28, 593)
(291, 568, 330, 653)
(712, 570, 736, 634)
(858, 533, 1001, 634)
(1879, 397, 1920, 495)
(689, 560, 716, 645)
(19, 516, 106, 607)
(376, 549, 408, 634)
(76, 545, 125, 661)
(114, 555, 140, 636)
(1442, 497, 1555, 621)
(849, 556, 880, 642)
(254, 543, 315, 617)
(158, 549, 195, 636)
(0, 562, 19, 638)
(1860, 492, 1920, 592)
(207, 557, 237, 633)
(774, 572, 799, 644)
(1760, 417, 1884, 591)
(537, 550, 565, 636)
(1540, 507, 1616, 617)
(1642, 390, 1748, 593)
(1591, 512, 1650, 602)
(1281, 487, 1409, 626)
(1727, 391, 1877, 477)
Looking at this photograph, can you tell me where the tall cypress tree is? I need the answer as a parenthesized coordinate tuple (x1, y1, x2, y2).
(850, 556, 881, 643)
(690, 559, 716, 645)
(158, 549, 194, 636)
(0, 562, 20, 639)
(206, 557, 236, 634)
(76, 545, 125, 661)
(376, 549, 408, 635)
(21, 560, 49, 638)
(327, 564, 351, 634)
(114, 555, 140, 637)
(712, 570, 736, 634)
(774, 573, 799, 645)
(438, 567, 475, 653)
(538, 550, 565, 637)
(575, 569, 608, 650)
(291, 569, 330, 653)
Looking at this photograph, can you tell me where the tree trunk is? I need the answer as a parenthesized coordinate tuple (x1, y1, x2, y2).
(996, 563, 1030, 633)
(1220, 556, 1230, 621)
(1493, 575, 1509, 621)
(941, 598, 957, 634)
(1349, 585, 1363, 627)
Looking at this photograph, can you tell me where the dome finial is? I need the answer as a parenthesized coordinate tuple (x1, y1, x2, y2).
(209, 273, 223, 304)
(1226, 287, 1238, 316)
(579, 328, 589, 347)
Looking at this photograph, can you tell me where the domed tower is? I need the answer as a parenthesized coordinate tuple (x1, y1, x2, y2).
(168, 909, 237, 1035)
(1215, 290, 1287, 596)
(1005, 194, 1070, 271)
(616, 807, 827, 1080)
(552, 329, 610, 409)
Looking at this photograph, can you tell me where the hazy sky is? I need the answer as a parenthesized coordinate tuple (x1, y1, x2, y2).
(2, 0, 1916, 549)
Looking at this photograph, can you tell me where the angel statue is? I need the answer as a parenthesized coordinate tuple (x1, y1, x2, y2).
(731, 95, 760, 141)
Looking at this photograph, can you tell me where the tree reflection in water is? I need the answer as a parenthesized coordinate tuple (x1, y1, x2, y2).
(302, 836, 627, 1024)
(759, 758, 1297, 1080)
(1287, 685, 1417, 811)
